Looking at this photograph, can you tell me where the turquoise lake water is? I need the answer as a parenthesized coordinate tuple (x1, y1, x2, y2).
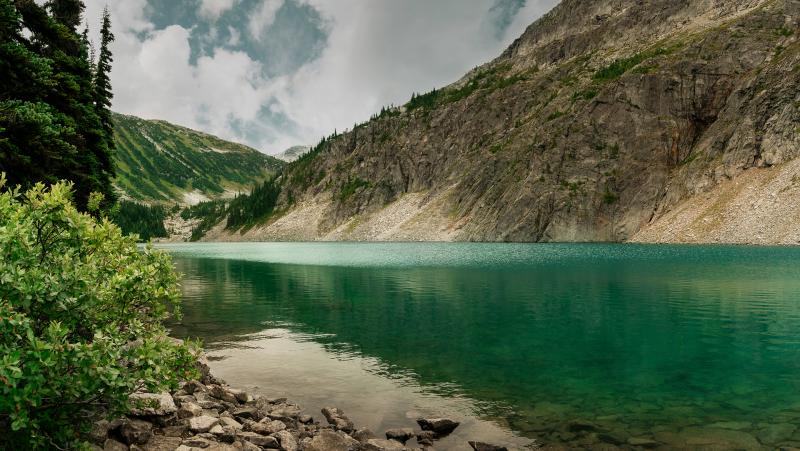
(162, 243, 800, 450)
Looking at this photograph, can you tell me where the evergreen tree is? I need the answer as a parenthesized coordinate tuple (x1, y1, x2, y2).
(94, 7, 114, 157)
(46, 0, 84, 31)
(0, 0, 115, 210)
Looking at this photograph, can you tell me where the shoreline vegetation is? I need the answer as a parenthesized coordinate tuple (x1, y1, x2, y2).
(0, 180, 508, 450)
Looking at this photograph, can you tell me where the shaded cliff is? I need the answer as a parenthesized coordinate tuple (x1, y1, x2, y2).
(212, 0, 799, 243)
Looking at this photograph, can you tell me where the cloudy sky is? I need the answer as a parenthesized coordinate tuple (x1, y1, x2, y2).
(81, 0, 558, 154)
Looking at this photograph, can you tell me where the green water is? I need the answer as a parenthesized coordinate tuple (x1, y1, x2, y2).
(163, 243, 800, 450)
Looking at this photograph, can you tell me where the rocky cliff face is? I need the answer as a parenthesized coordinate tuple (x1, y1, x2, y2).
(224, 0, 799, 243)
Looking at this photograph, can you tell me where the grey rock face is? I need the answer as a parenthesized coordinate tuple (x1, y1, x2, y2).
(238, 0, 800, 246)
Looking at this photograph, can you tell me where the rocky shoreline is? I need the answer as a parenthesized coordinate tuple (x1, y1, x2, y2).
(91, 357, 511, 451)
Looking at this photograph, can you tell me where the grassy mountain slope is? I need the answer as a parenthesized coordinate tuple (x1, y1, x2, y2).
(210, 0, 799, 243)
(112, 113, 284, 204)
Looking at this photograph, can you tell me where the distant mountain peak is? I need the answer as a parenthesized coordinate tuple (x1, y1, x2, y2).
(274, 145, 311, 162)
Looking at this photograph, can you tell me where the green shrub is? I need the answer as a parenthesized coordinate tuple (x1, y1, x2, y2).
(593, 46, 677, 82)
(0, 178, 197, 449)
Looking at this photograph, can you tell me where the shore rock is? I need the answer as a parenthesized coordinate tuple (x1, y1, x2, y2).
(104, 438, 128, 451)
(240, 431, 280, 448)
(119, 418, 153, 445)
(274, 429, 299, 451)
(129, 392, 178, 417)
(90, 358, 504, 451)
(178, 401, 203, 419)
(189, 415, 220, 433)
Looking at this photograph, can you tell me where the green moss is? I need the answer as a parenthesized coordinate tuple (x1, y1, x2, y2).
(546, 110, 566, 121)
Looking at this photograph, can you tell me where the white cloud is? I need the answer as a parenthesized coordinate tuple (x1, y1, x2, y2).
(227, 26, 241, 46)
(199, 0, 237, 21)
(82, 0, 558, 153)
(248, 0, 284, 41)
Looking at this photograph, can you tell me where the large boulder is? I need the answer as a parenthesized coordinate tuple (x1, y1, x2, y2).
(129, 392, 178, 417)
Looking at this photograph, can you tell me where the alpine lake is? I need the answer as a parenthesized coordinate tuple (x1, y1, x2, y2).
(160, 242, 800, 450)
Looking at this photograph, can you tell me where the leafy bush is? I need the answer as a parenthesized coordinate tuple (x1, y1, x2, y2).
(0, 178, 197, 449)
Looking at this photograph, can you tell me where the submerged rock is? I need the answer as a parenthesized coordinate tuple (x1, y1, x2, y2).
(364, 438, 407, 450)
(385, 428, 414, 444)
(353, 428, 378, 443)
(416, 431, 437, 446)
(321, 406, 355, 432)
(304, 430, 360, 451)
(468, 442, 508, 451)
(417, 418, 460, 436)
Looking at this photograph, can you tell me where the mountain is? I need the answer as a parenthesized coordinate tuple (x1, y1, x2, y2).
(204, 0, 799, 244)
(274, 145, 311, 163)
(112, 113, 284, 204)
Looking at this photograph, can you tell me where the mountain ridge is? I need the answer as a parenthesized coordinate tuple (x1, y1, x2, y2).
(202, 0, 799, 243)
(112, 112, 284, 205)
